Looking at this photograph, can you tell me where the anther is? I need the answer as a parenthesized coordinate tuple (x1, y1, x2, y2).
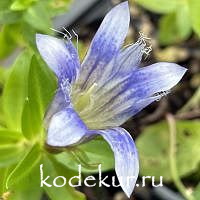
(136, 32, 152, 59)
(72, 29, 79, 51)
(155, 90, 170, 101)
(50, 27, 79, 51)
(50, 28, 66, 37)
(62, 27, 72, 40)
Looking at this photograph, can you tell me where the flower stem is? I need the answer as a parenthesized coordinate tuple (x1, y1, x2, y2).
(166, 114, 194, 200)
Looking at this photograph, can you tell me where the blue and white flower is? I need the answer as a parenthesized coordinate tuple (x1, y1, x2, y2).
(36, 2, 187, 197)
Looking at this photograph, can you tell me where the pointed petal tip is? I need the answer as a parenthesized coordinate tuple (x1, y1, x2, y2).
(125, 190, 132, 198)
(167, 62, 188, 81)
(78, 0, 130, 89)
(118, 1, 129, 8)
(122, 183, 134, 198)
(172, 62, 188, 72)
(115, 1, 129, 16)
(109, 1, 129, 20)
(145, 62, 188, 92)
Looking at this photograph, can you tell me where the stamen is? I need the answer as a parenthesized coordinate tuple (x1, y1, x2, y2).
(50, 27, 79, 51)
(62, 27, 72, 40)
(70, 149, 100, 170)
(139, 31, 151, 40)
(72, 29, 79, 52)
(154, 90, 170, 101)
(50, 28, 67, 37)
(123, 42, 135, 48)
(73, 83, 98, 114)
(141, 45, 152, 59)
(136, 31, 152, 59)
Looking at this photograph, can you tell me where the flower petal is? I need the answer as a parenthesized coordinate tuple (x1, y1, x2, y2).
(92, 127, 139, 197)
(127, 62, 188, 98)
(77, 2, 130, 90)
(82, 62, 187, 128)
(44, 89, 70, 128)
(93, 41, 145, 92)
(46, 107, 89, 147)
(36, 34, 80, 83)
(115, 42, 145, 74)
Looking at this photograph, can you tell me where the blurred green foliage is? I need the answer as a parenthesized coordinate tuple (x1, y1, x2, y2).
(0, 0, 73, 59)
(136, 0, 200, 45)
(136, 120, 200, 181)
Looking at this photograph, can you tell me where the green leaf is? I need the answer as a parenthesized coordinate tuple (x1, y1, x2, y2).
(23, 1, 52, 33)
(21, 56, 56, 140)
(136, 120, 200, 181)
(9, 186, 42, 200)
(2, 50, 33, 131)
(0, 1, 12, 11)
(8, 162, 43, 200)
(6, 143, 41, 188)
(0, 130, 23, 144)
(0, 10, 22, 25)
(0, 67, 5, 84)
(0, 68, 11, 127)
(43, 156, 86, 200)
(10, 0, 38, 11)
(55, 137, 114, 173)
(0, 67, 10, 85)
(0, 26, 16, 59)
(0, 144, 25, 168)
(159, 4, 192, 45)
(189, 0, 200, 37)
(135, 0, 177, 13)
(0, 168, 7, 194)
(20, 22, 37, 49)
(0, 159, 43, 200)
(47, 0, 72, 17)
(0, 1, 22, 25)
(0, 25, 22, 59)
(1, 147, 42, 200)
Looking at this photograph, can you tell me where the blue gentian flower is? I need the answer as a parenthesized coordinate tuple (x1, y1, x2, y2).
(36, 2, 187, 197)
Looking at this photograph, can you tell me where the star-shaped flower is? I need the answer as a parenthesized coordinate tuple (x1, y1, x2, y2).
(36, 1, 187, 197)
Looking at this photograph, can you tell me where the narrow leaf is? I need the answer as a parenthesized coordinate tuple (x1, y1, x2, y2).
(23, 1, 52, 33)
(135, 0, 177, 13)
(0, 144, 25, 167)
(3, 50, 33, 131)
(43, 156, 86, 200)
(189, 0, 200, 37)
(0, 130, 23, 144)
(6, 143, 41, 188)
(21, 56, 56, 140)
